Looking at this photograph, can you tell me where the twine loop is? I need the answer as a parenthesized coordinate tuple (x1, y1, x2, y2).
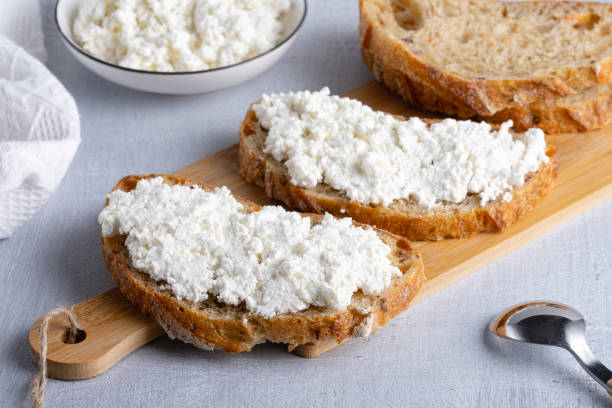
(30, 307, 80, 408)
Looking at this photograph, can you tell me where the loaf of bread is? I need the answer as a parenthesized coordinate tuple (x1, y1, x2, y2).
(101, 174, 425, 355)
(359, 0, 612, 132)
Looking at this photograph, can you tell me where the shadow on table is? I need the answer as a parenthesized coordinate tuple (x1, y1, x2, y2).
(144, 334, 302, 364)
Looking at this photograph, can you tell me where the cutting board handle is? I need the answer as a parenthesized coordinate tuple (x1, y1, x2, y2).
(29, 287, 336, 381)
(29, 288, 165, 380)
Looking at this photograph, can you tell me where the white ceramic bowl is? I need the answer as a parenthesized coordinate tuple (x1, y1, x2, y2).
(55, 0, 307, 95)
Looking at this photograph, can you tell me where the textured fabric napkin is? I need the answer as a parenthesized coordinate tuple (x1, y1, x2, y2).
(0, 1, 80, 239)
(0, 0, 47, 63)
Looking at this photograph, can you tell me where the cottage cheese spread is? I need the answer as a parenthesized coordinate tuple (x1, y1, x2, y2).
(98, 177, 400, 318)
(73, 0, 291, 72)
(254, 88, 549, 207)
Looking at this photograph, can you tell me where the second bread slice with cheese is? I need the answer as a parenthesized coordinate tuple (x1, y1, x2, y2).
(239, 88, 558, 241)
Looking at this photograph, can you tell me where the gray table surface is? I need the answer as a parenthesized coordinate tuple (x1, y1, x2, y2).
(2, 1, 612, 407)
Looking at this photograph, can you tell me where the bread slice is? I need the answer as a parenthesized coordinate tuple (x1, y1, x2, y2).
(101, 174, 425, 355)
(359, 0, 612, 132)
(238, 107, 558, 241)
(363, 45, 612, 133)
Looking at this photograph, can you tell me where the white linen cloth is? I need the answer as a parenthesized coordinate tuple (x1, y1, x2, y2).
(0, 0, 47, 63)
(0, 1, 80, 239)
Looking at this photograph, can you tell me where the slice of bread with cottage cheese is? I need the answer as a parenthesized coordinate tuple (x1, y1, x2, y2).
(238, 88, 558, 241)
(359, 0, 612, 133)
(99, 174, 425, 354)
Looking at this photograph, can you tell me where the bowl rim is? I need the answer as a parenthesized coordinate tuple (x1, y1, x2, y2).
(55, 0, 308, 76)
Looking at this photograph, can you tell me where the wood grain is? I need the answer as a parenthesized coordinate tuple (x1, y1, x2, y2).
(29, 81, 612, 380)
(29, 289, 164, 380)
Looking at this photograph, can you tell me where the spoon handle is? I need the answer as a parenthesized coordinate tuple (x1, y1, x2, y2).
(567, 337, 612, 395)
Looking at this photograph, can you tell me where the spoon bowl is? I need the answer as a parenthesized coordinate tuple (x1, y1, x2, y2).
(491, 301, 612, 395)
(490, 301, 584, 348)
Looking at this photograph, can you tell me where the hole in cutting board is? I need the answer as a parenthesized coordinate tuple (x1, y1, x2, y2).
(63, 328, 87, 344)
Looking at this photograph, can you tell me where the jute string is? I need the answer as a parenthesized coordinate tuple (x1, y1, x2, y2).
(30, 307, 80, 408)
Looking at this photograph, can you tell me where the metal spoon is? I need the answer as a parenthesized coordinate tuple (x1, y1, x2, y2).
(490, 301, 612, 395)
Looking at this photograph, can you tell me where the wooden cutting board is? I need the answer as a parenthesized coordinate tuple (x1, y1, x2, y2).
(29, 81, 612, 380)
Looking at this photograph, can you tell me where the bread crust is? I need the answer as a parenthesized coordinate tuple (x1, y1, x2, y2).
(101, 174, 425, 354)
(489, 85, 612, 133)
(238, 108, 559, 241)
(363, 45, 612, 133)
(359, 0, 612, 132)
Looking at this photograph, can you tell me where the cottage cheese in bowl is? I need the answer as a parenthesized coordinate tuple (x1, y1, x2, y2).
(73, 0, 292, 72)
